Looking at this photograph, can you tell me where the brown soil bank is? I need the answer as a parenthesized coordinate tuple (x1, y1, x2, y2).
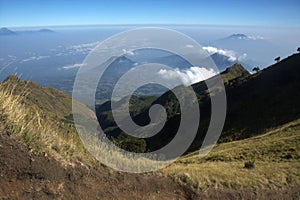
(0, 131, 298, 200)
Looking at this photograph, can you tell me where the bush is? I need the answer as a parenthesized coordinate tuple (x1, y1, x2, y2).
(244, 160, 255, 169)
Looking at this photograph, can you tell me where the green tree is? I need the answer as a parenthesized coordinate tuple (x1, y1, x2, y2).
(252, 67, 260, 73)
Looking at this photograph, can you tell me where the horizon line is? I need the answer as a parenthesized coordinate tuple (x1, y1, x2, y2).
(3, 23, 300, 30)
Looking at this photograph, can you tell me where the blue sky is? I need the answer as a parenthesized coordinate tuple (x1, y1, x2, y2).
(0, 0, 299, 27)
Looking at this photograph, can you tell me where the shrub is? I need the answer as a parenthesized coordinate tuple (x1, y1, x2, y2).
(244, 160, 255, 169)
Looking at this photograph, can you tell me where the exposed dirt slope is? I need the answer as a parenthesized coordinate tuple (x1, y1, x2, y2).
(0, 126, 199, 200)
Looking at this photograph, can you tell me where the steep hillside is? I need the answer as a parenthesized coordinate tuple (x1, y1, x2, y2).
(96, 62, 251, 152)
(221, 53, 300, 141)
(1, 75, 72, 119)
(96, 53, 300, 153)
(0, 76, 94, 165)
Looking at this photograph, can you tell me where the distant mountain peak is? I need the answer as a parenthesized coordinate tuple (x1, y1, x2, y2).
(0, 27, 17, 35)
(223, 63, 249, 74)
(0, 28, 55, 36)
(228, 34, 249, 40)
(38, 29, 55, 33)
(225, 33, 264, 41)
(220, 63, 250, 83)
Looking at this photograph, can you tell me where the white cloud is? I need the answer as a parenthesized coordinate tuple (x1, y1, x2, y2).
(122, 49, 135, 56)
(69, 42, 99, 50)
(158, 66, 216, 86)
(247, 35, 265, 40)
(185, 44, 194, 48)
(67, 41, 100, 54)
(203, 46, 237, 62)
(62, 63, 87, 70)
(21, 55, 50, 62)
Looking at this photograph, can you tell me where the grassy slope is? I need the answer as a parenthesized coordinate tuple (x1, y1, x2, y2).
(162, 118, 300, 190)
(1, 75, 72, 118)
(0, 76, 96, 166)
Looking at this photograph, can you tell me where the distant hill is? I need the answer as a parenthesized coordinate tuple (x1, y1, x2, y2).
(210, 53, 235, 70)
(154, 53, 240, 72)
(98, 52, 239, 110)
(210, 33, 280, 68)
(140, 52, 248, 72)
(224, 33, 255, 40)
(0, 27, 55, 36)
(0, 27, 17, 36)
(37, 29, 55, 33)
(18, 29, 56, 35)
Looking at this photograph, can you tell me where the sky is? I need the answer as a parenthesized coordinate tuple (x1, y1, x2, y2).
(0, 0, 299, 28)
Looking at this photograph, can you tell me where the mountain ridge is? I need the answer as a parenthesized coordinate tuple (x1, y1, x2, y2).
(0, 27, 17, 36)
(0, 27, 56, 36)
(96, 53, 300, 153)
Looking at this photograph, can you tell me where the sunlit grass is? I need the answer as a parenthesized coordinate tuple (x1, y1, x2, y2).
(162, 119, 300, 189)
(0, 79, 95, 166)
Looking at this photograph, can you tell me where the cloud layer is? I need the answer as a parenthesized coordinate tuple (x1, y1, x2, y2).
(203, 46, 237, 61)
(21, 55, 50, 62)
(203, 46, 247, 62)
(67, 42, 100, 54)
(247, 35, 265, 40)
(62, 63, 87, 69)
(158, 66, 216, 86)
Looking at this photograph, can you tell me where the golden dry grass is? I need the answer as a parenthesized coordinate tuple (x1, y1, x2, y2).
(162, 119, 300, 189)
(0, 79, 171, 172)
(0, 81, 95, 166)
